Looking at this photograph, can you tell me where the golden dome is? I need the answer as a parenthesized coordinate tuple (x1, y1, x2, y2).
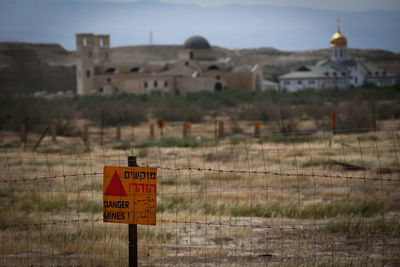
(330, 31, 347, 47)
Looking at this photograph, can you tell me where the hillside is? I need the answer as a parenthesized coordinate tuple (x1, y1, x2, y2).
(0, 43, 77, 94)
(0, 42, 399, 94)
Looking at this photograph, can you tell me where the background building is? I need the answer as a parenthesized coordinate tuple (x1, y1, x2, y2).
(76, 34, 263, 95)
(279, 21, 397, 92)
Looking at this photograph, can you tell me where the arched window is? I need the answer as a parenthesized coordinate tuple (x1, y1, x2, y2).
(130, 67, 140, 73)
(207, 65, 220, 71)
(86, 70, 90, 78)
(190, 51, 194, 59)
(164, 81, 168, 87)
(154, 81, 158, 88)
(144, 82, 148, 88)
(216, 75, 220, 80)
(107, 78, 111, 82)
(105, 68, 116, 73)
(99, 39, 104, 47)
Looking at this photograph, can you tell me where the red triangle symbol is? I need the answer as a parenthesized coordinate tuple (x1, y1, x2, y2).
(105, 171, 127, 196)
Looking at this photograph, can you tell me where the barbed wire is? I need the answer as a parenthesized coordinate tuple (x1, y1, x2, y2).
(1, 165, 398, 184)
(3, 217, 399, 234)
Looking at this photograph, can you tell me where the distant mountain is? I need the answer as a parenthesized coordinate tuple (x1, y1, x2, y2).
(0, 0, 399, 52)
(0, 42, 399, 94)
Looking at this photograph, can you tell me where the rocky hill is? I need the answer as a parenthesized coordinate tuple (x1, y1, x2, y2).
(0, 42, 399, 94)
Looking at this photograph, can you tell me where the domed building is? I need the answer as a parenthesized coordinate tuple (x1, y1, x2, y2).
(330, 24, 347, 62)
(183, 35, 211, 49)
(279, 20, 396, 92)
(75, 34, 263, 95)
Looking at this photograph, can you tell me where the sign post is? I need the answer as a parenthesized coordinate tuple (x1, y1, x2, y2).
(128, 156, 138, 267)
(103, 156, 157, 267)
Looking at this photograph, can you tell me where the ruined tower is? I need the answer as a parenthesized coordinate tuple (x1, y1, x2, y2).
(76, 34, 110, 95)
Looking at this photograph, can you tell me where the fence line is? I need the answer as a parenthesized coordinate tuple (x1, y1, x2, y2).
(0, 127, 399, 266)
(1, 167, 399, 184)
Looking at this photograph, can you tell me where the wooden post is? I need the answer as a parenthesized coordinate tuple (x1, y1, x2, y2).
(20, 124, 27, 143)
(51, 123, 57, 142)
(78, 131, 90, 151)
(116, 124, 121, 142)
(150, 124, 154, 139)
(254, 122, 261, 137)
(371, 102, 376, 131)
(83, 124, 89, 143)
(100, 112, 104, 146)
(183, 123, 187, 138)
(218, 121, 224, 138)
(214, 115, 217, 137)
(128, 156, 138, 267)
(20, 124, 27, 150)
(33, 124, 50, 152)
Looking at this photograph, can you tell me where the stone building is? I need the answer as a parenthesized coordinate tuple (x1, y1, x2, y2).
(279, 21, 397, 92)
(76, 34, 263, 95)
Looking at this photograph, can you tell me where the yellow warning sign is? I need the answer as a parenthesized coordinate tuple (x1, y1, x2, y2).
(103, 166, 157, 225)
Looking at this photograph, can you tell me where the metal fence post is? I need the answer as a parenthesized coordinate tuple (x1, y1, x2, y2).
(128, 156, 138, 267)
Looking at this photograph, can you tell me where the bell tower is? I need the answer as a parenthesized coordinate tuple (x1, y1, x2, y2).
(76, 33, 110, 95)
(330, 18, 347, 62)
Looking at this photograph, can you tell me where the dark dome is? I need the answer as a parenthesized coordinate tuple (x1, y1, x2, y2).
(183, 35, 211, 49)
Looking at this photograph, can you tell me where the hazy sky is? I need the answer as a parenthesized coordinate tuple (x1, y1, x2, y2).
(75, 0, 400, 11)
(1, 0, 400, 52)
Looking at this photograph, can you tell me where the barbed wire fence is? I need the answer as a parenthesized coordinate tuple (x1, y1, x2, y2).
(0, 127, 399, 266)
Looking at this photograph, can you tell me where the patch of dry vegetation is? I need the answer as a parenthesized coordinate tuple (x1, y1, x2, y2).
(0, 124, 399, 266)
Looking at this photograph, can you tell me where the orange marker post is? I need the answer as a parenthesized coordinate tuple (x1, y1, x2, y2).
(157, 120, 165, 138)
(254, 122, 261, 137)
(330, 111, 336, 134)
(186, 123, 191, 136)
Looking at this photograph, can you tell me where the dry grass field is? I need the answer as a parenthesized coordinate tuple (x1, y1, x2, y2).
(0, 121, 399, 266)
